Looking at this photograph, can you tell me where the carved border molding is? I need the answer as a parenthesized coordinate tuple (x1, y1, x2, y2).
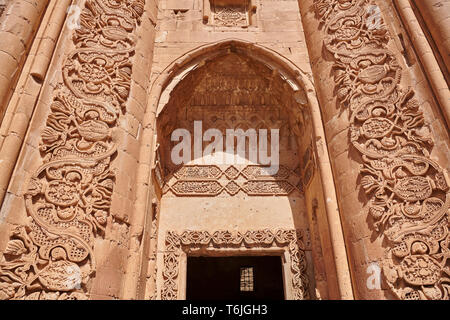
(161, 229, 310, 300)
(314, 0, 450, 299)
(0, 0, 144, 300)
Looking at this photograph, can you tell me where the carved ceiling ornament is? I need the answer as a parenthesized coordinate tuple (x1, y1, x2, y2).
(314, 0, 450, 300)
(0, 0, 144, 300)
(161, 229, 310, 300)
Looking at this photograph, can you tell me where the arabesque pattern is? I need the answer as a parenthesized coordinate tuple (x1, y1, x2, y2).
(0, 0, 144, 300)
(314, 0, 450, 300)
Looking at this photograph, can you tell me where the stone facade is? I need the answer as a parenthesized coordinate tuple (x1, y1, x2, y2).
(0, 0, 448, 300)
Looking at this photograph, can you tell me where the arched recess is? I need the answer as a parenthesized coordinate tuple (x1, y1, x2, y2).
(123, 39, 354, 300)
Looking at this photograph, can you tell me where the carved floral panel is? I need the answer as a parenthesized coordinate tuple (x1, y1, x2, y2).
(161, 229, 310, 300)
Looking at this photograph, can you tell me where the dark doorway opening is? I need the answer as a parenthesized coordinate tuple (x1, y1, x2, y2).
(186, 256, 284, 300)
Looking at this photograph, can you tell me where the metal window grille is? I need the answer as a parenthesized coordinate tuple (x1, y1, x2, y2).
(240, 267, 254, 292)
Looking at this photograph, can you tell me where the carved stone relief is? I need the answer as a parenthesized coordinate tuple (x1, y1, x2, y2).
(314, 0, 450, 300)
(163, 164, 301, 197)
(0, 3, 6, 17)
(214, 6, 248, 27)
(207, 0, 252, 28)
(0, 0, 144, 300)
(161, 229, 310, 300)
(157, 53, 307, 198)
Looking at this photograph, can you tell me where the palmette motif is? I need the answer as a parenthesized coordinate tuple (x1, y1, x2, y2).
(314, 0, 450, 299)
(0, 0, 144, 300)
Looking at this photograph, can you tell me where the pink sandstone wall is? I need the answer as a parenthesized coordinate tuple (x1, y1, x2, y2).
(0, 0, 49, 123)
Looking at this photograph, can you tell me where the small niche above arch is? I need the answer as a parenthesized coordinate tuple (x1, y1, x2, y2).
(203, 0, 257, 28)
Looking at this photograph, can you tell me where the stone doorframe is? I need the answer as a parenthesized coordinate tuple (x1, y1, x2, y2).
(160, 229, 309, 300)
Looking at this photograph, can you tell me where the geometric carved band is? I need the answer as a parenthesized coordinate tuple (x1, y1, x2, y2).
(161, 229, 310, 300)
